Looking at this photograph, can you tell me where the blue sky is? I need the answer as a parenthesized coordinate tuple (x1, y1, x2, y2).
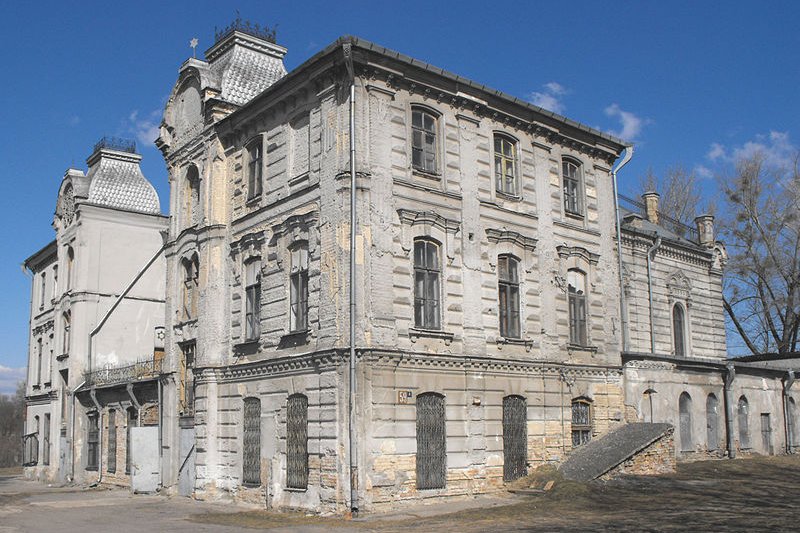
(1, 1, 798, 392)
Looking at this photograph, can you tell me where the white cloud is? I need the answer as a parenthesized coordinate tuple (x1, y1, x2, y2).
(706, 131, 796, 170)
(126, 109, 162, 148)
(604, 103, 647, 142)
(0, 365, 26, 396)
(528, 81, 567, 114)
(694, 165, 714, 179)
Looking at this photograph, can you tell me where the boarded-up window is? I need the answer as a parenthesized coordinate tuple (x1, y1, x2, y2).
(571, 398, 592, 447)
(245, 259, 261, 340)
(706, 394, 719, 451)
(498, 255, 520, 339)
(416, 392, 446, 489)
(679, 392, 693, 452)
(567, 269, 588, 346)
(286, 394, 309, 489)
(242, 397, 261, 485)
(760, 413, 773, 454)
(87, 412, 99, 470)
(414, 239, 441, 330)
(502, 395, 527, 482)
(738, 396, 750, 449)
(107, 409, 117, 473)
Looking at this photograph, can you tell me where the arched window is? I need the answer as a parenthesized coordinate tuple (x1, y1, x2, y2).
(673, 304, 687, 357)
(706, 394, 719, 451)
(788, 397, 799, 450)
(562, 159, 583, 215)
(498, 255, 520, 339)
(182, 255, 199, 321)
(62, 312, 71, 355)
(286, 394, 309, 489)
(571, 397, 592, 446)
(567, 269, 588, 346)
(289, 243, 309, 332)
(246, 138, 263, 200)
(39, 272, 46, 309)
(242, 397, 261, 485)
(414, 239, 441, 330)
(244, 258, 261, 340)
(42, 413, 50, 466)
(494, 134, 518, 196)
(52, 265, 58, 300)
(411, 107, 438, 173)
(185, 165, 200, 227)
(642, 389, 656, 423)
(416, 392, 446, 489)
(502, 395, 527, 481)
(679, 392, 693, 452)
(738, 396, 750, 449)
(66, 246, 74, 290)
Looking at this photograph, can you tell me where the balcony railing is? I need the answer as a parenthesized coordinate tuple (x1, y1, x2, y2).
(618, 194, 699, 243)
(85, 356, 162, 387)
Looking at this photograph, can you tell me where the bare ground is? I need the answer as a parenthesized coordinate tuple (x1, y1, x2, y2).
(192, 455, 800, 532)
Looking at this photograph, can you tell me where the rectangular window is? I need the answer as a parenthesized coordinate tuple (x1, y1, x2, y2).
(247, 141, 263, 199)
(87, 412, 99, 470)
(36, 338, 43, 386)
(290, 245, 309, 332)
(416, 393, 446, 489)
(245, 260, 261, 341)
(39, 272, 46, 308)
(107, 409, 117, 473)
(42, 413, 50, 466)
(286, 394, 309, 489)
(413, 240, 441, 330)
(567, 269, 588, 346)
(498, 256, 520, 338)
(411, 108, 438, 173)
(563, 160, 582, 215)
(242, 397, 261, 485)
(52, 265, 58, 300)
(494, 135, 517, 196)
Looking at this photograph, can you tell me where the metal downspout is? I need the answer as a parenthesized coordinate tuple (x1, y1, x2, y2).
(612, 146, 634, 353)
(344, 42, 358, 516)
(724, 363, 736, 458)
(646, 237, 662, 353)
(783, 370, 795, 453)
(89, 388, 103, 483)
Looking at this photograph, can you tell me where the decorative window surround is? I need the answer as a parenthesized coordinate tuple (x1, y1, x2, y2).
(398, 208, 460, 265)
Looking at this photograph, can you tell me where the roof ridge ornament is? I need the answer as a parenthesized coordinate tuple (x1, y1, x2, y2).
(214, 12, 277, 44)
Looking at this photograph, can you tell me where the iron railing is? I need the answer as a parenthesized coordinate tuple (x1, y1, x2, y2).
(85, 356, 162, 387)
(618, 194, 699, 243)
(94, 136, 137, 154)
(215, 15, 277, 44)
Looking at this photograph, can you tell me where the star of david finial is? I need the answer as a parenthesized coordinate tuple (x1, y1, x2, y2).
(190, 37, 199, 58)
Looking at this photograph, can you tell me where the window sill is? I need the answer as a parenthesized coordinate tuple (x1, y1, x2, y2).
(278, 329, 311, 349)
(412, 168, 442, 180)
(234, 340, 260, 357)
(496, 337, 534, 352)
(567, 343, 598, 354)
(242, 482, 262, 488)
(495, 191, 522, 202)
(409, 328, 454, 345)
(85, 467, 98, 472)
(245, 195, 262, 207)
(284, 486, 308, 493)
(56, 352, 69, 361)
(564, 210, 585, 221)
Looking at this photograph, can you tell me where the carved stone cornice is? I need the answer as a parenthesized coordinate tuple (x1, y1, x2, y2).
(485, 228, 537, 252)
(32, 320, 55, 336)
(397, 209, 460, 235)
(556, 244, 600, 265)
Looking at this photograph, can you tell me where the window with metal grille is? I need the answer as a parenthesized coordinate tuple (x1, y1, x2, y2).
(286, 394, 309, 489)
(411, 107, 438, 173)
(706, 393, 719, 451)
(247, 139, 263, 199)
(571, 398, 592, 447)
(414, 239, 441, 330)
(126, 407, 137, 474)
(42, 413, 50, 466)
(242, 397, 261, 485)
(182, 255, 199, 321)
(290, 243, 309, 332)
(494, 134, 517, 196)
(502, 395, 527, 482)
(673, 304, 686, 356)
(107, 409, 117, 473)
(86, 412, 99, 470)
(679, 392, 693, 452)
(498, 255, 520, 338)
(416, 392, 446, 489)
(738, 396, 750, 449)
(180, 342, 196, 415)
(245, 259, 261, 341)
(567, 269, 588, 346)
(562, 159, 582, 215)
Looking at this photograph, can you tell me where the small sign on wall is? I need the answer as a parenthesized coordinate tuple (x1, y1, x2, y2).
(397, 390, 412, 404)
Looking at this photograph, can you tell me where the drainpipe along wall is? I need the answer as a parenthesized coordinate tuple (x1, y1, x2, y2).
(783, 370, 795, 453)
(646, 236, 662, 353)
(612, 146, 634, 352)
(724, 363, 736, 458)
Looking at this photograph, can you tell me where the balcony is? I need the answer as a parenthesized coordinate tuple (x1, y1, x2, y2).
(84, 355, 162, 387)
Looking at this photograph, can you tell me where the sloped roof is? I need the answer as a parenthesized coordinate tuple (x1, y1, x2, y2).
(216, 43, 287, 106)
(85, 149, 160, 215)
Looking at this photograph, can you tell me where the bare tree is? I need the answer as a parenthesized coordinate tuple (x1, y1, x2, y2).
(0, 381, 25, 467)
(719, 152, 800, 354)
(639, 165, 706, 227)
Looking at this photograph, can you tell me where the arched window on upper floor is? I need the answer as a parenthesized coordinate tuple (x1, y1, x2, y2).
(567, 269, 588, 346)
(562, 158, 583, 216)
(244, 258, 261, 341)
(498, 255, 520, 339)
(181, 254, 199, 321)
(245, 137, 263, 200)
(494, 133, 518, 196)
(184, 165, 200, 227)
(673, 303, 687, 357)
(66, 246, 74, 291)
(411, 106, 439, 174)
(414, 238, 441, 330)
